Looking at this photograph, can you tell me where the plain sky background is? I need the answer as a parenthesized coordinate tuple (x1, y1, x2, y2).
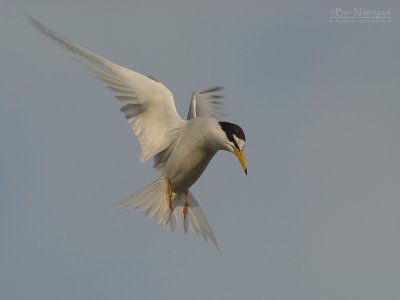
(1, 0, 400, 299)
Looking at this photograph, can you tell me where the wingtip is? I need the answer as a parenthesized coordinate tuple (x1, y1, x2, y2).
(212, 239, 221, 253)
(26, 14, 46, 33)
(198, 86, 224, 94)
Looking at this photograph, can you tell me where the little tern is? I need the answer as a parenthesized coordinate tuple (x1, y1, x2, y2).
(30, 16, 247, 249)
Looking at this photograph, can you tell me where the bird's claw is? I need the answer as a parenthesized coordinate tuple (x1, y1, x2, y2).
(168, 179, 173, 210)
(183, 191, 189, 221)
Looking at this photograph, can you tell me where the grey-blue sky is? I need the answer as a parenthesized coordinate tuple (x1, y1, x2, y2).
(1, 1, 400, 299)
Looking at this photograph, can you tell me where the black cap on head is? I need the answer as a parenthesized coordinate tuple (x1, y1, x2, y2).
(219, 122, 246, 148)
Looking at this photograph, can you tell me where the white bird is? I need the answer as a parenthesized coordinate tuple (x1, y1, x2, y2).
(29, 16, 247, 249)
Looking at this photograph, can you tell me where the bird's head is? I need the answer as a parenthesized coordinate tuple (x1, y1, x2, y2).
(218, 121, 247, 175)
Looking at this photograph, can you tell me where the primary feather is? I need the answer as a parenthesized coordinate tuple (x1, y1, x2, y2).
(187, 86, 226, 120)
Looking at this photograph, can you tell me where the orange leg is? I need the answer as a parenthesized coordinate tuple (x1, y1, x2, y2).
(183, 191, 189, 220)
(168, 179, 173, 210)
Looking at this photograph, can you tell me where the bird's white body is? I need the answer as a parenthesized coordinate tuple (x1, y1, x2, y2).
(30, 16, 247, 250)
(162, 118, 221, 194)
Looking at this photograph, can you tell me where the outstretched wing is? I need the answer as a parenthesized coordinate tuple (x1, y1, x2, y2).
(187, 86, 226, 120)
(29, 16, 185, 162)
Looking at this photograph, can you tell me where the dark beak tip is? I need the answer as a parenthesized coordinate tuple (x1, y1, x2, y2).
(245, 168, 248, 175)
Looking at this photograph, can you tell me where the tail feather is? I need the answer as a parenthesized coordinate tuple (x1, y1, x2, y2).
(115, 180, 219, 250)
(187, 192, 219, 250)
(115, 180, 160, 211)
(169, 191, 220, 250)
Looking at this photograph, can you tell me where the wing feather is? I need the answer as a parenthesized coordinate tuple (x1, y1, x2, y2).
(187, 86, 226, 120)
(29, 16, 184, 162)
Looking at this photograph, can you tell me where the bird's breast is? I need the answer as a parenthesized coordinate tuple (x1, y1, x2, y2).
(161, 134, 216, 194)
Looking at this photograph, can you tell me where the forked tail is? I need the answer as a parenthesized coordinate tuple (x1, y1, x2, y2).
(115, 179, 219, 250)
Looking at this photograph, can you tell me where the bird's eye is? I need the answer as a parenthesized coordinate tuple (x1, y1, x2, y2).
(233, 141, 240, 150)
(232, 134, 245, 151)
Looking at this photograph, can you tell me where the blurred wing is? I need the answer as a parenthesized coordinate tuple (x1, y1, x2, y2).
(187, 86, 226, 120)
(29, 16, 185, 162)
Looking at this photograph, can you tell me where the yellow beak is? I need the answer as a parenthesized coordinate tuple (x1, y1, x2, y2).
(233, 147, 247, 175)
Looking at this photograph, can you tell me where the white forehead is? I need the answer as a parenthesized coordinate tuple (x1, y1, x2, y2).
(233, 134, 246, 150)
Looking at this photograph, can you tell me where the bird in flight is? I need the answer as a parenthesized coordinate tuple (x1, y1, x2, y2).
(29, 16, 247, 249)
